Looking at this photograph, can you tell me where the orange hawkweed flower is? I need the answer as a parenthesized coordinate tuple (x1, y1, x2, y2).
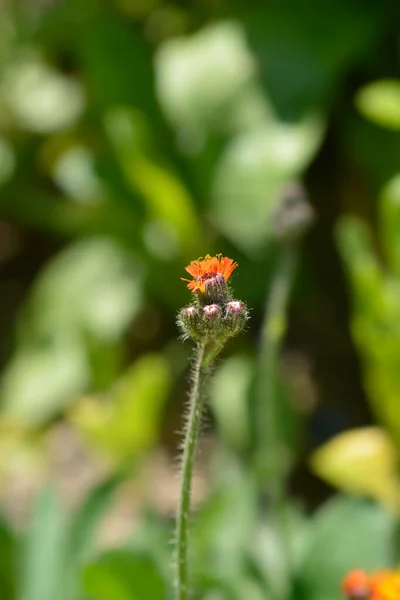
(342, 570, 370, 598)
(370, 571, 400, 600)
(182, 254, 238, 294)
(342, 569, 400, 600)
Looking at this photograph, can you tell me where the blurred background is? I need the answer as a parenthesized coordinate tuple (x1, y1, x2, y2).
(2, 0, 400, 599)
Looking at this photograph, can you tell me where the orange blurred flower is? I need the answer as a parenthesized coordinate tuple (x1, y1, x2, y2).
(370, 571, 400, 600)
(342, 570, 370, 598)
(342, 569, 400, 600)
(182, 254, 238, 294)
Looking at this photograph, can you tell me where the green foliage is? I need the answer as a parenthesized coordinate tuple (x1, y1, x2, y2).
(356, 80, 400, 131)
(1, 0, 400, 599)
(337, 187, 400, 445)
(82, 551, 166, 600)
(294, 496, 396, 600)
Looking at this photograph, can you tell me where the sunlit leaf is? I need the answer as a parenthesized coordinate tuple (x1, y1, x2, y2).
(155, 21, 255, 132)
(69, 353, 171, 463)
(311, 427, 400, 512)
(23, 237, 143, 344)
(1, 334, 89, 425)
(379, 174, 400, 276)
(356, 79, 400, 130)
(211, 115, 324, 252)
(1, 50, 85, 133)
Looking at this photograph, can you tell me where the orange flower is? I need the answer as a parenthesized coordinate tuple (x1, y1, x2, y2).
(342, 570, 370, 598)
(182, 254, 238, 294)
(370, 571, 400, 600)
(342, 569, 400, 600)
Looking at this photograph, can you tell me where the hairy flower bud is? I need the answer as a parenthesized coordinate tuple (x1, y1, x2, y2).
(225, 300, 248, 335)
(178, 305, 203, 340)
(202, 273, 230, 305)
(203, 304, 220, 319)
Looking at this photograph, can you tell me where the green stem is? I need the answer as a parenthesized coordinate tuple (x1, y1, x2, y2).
(258, 242, 297, 483)
(176, 341, 210, 600)
(257, 242, 298, 584)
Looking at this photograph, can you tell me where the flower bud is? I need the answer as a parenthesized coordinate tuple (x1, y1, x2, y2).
(202, 273, 230, 305)
(225, 300, 248, 335)
(177, 305, 203, 340)
(203, 304, 220, 319)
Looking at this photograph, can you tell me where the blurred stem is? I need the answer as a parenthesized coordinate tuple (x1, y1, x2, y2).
(176, 341, 213, 600)
(258, 241, 298, 579)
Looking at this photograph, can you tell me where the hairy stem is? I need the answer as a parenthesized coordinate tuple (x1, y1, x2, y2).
(176, 341, 210, 600)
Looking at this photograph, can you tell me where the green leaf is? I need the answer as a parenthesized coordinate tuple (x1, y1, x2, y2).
(336, 216, 400, 443)
(70, 353, 172, 463)
(23, 237, 143, 344)
(155, 21, 255, 132)
(310, 427, 400, 512)
(1, 333, 89, 425)
(295, 496, 396, 600)
(211, 115, 324, 253)
(18, 487, 71, 600)
(356, 79, 400, 130)
(210, 354, 254, 451)
(191, 459, 257, 586)
(0, 515, 16, 600)
(380, 174, 400, 276)
(69, 476, 121, 561)
(104, 106, 201, 255)
(0, 238, 143, 425)
(81, 550, 166, 600)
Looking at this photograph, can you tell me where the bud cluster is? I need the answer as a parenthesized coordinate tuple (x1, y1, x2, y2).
(178, 273, 249, 343)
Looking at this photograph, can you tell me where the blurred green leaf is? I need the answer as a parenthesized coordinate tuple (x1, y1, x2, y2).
(68, 476, 121, 562)
(81, 550, 166, 600)
(336, 216, 383, 311)
(0, 516, 16, 600)
(0, 237, 143, 425)
(211, 114, 324, 253)
(210, 354, 254, 451)
(104, 106, 201, 256)
(380, 174, 400, 276)
(1, 50, 85, 133)
(128, 513, 173, 585)
(21, 237, 143, 344)
(295, 496, 396, 600)
(249, 507, 307, 600)
(155, 21, 256, 133)
(18, 487, 71, 600)
(311, 427, 400, 512)
(1, 333, 89, 425)
(191, 459, 257, 588)
(356, 80, 400, 131)
(77, 16, 160, 121)
(337, 216, 400, 445)
(70, 353, 171, 463)
(243, 3, 384, 118)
